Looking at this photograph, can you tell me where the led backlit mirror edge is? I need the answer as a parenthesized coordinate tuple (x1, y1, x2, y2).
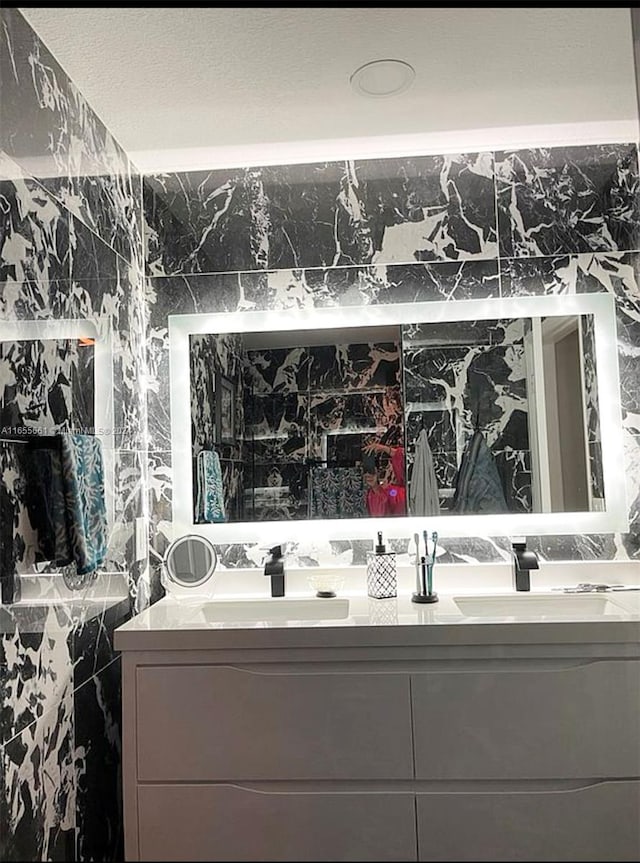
(169, 294, 628, 546)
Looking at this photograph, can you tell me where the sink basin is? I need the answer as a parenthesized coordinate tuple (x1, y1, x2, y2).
(199, 596, 350, 623)
(452, 593, 628, 620)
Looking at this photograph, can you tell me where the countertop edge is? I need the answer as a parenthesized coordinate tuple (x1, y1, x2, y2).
(114, 618, 640, 653)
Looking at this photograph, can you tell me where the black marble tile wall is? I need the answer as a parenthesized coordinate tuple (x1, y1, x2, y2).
(495, 145, 639, 258)
(0, 600, 128, 863)
(144, 152, 498, 276)
(2, 689, 76, 862)
(0, 8, 141, 270)
(145, 140, 640, 567)
(1, 7, 146, 861)
(74, 657, 123, 862)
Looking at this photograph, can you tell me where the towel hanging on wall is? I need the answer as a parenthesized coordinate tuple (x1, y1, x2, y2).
(60, 433, 108, 574)
(16, 433, 107, 575)
(196, 450, 226, 523)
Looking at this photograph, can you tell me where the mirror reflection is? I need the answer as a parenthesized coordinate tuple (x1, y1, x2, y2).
(189, 313, 603, 524)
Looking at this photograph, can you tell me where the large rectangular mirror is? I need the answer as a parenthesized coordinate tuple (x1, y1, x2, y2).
(169, 295, 627, 544)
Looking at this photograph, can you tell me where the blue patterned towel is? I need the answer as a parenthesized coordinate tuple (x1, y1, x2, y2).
(60, 433, 108, 575)
(196, 450, 226, 523)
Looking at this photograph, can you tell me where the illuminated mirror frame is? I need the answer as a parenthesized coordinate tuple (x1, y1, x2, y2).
(169, 293, 627, 545)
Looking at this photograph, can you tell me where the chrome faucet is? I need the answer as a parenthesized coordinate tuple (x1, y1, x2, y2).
(264, 545, 285, 597)
(511, 539, 539, 592)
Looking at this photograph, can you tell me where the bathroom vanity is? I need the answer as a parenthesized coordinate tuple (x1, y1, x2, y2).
(115, 588, 640, 862)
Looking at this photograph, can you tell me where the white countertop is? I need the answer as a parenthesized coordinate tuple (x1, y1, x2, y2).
(114, 567, 640, 652)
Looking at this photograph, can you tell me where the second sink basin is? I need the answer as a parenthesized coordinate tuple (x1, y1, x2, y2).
(199, 596, 350, 623)
(453, 592, 628, 620)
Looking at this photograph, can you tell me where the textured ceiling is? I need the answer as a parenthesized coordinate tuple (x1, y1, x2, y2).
(19, 7, 638, 171)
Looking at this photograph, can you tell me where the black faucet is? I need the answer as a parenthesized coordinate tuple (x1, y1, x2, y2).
(264, 545, 285, 597)
(511, 539, 539, 592)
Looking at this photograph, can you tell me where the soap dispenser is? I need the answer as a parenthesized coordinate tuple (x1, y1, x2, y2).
(366, 531, 397, 599)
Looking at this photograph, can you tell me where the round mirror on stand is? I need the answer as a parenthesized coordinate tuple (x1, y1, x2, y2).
(164, 535, 218, 590)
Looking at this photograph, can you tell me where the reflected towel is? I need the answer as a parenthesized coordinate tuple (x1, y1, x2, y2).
(451, 430, 508, 514)
(60, 433, 108, 574)
(409, 428, 440, 516)
(311, 466, 366, 519)
(196, 450, 226, 523)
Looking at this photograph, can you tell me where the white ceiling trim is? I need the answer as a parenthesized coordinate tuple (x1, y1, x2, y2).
(131, 119, 639, 175)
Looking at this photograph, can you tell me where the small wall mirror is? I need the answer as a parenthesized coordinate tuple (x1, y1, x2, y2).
(0, 317, 115, 540)
(165, 534, 218, 588)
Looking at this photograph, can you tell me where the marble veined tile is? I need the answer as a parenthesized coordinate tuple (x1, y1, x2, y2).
(0, 9, 69, 184)
(0, 155, 70, 286)
(0, 605, 74, 745)
(147, 450, 172, 604)
(144, 163, 345, 275)
(69, 215, 120, 287)
(246, 347, 310, 395)
(501, 251, 640, 299)
(527, 532, 619, 562)
(496, 144, 639, 257)
(148, 258, 499, 320)
(103, 450, 147, 584)
(2, 688, 75, 861)
(144, 154, 497, 275)
(0, 8, 141, 266)
(115, 307, 149, 444)
(355, 151, 497, 263)
(308, 341, 401, 392)
(74, 659, 123, 862)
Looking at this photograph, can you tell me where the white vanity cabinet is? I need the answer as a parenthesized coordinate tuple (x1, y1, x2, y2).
(122, 659, 418, 861)
(411, 660, 640, 862)
(411, 660, 640, 780)
(135, 665, 413, 781)
(117, 619, 640, 862)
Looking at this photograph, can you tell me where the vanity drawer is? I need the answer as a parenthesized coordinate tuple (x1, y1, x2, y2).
(136, 665, 413, 780)
(411, 660, 640, 779)
(416, 780, 640, 861)
(138, 784, 417, 861)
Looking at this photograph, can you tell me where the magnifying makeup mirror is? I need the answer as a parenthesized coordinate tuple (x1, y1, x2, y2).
(164, 534, 218, 589)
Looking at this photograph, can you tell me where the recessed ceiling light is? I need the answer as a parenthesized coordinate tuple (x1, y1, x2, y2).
(350, 59, 416, 98)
